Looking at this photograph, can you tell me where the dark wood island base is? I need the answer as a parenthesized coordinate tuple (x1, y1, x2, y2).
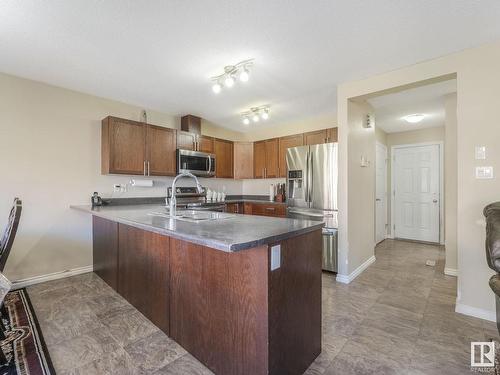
(93, 216, 322, 375)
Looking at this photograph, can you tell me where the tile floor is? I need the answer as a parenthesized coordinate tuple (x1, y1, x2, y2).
(26, 239, 497, 374)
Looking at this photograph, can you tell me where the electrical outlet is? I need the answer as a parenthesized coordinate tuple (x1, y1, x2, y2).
(270, 245, 281, 271)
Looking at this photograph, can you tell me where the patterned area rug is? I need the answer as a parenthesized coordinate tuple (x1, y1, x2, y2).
(0, 289, 54, 375)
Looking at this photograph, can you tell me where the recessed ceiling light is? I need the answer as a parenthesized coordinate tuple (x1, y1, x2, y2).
(404, 114, 425, 123)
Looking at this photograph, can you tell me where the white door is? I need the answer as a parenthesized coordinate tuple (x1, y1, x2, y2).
(393, 144, 440, 243)
(375, 142, 387, 244)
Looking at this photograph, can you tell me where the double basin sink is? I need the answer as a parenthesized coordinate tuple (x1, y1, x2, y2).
(148, 209, 234, 223)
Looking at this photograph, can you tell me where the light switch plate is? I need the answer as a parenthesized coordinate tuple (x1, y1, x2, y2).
(475, 146, 486, 160)
(270, 245, 281, 271)
(476, 166, 494, 179)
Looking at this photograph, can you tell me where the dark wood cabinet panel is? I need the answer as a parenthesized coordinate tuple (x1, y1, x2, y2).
(102, 116, 146, 175)
(170, 239, 268, 375)
(199, 135, 214, 153)
(327, 127, 338, 142)
(214, 138, 233, 178)
(147, 124, 176, 176)
(253, 141, 266, 179)
(268, 230, 322, 375)
(181, 115, 201, 134)
(118, 224, 170, 334)
(278, 134, 303, 178)
(225, 202, 242, 213)
(233, 142, 254, 179)
(243, 202, 253, 214)
(304, 129, 328, 146)
(249, 203, 286, 218)
(177, 130, 197, 151)
(265, 138, 279, 178)
(92, 216, 118, 290)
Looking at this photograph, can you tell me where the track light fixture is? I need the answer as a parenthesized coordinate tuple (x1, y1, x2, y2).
(211, 59, 254, 94)
(241, 106, 270, 125)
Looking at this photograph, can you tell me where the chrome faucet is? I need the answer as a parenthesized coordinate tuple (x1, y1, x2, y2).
(169, 172, 203, 218)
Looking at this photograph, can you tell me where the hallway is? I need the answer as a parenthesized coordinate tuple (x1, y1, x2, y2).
(316, 239, 495, 374)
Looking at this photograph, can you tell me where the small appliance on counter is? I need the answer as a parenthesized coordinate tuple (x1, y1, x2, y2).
(91, 192, 103, 207)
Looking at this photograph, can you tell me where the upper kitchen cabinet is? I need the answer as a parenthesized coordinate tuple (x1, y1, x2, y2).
(304, 127, 338, 145)
(214, 138, 233, 178)
(102, 116, 147, 175)
(181, 115, 201, 134)
(177, 130, 197, 151)
(102, 116, 176, 176)
(233, 142, 254, 179)
(327, 127, 338, 142)
(253, 139, 279, 178)
(146, 124, 176, 176)
(278, 134, 304, 178)
(199, 135, 214, 153)
(304, 129, 328, 145)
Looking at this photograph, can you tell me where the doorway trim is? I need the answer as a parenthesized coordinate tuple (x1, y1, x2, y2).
(375, 141, 388, 244)
(390, 141, 444, 244)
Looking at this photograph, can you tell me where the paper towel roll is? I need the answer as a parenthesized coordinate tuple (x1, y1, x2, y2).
(130, 179, 153, 187)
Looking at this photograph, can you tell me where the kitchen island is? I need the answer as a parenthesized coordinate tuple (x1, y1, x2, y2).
(72, 204, 323, 375)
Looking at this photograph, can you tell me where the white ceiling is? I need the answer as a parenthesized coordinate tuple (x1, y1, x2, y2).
(0, 1, 499, 132)
(367, 79, 457, 133)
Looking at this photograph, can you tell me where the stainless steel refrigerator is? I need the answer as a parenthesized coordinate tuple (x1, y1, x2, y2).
(286, 143, 338, 272)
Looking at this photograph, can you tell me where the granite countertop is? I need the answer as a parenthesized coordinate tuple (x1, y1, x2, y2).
(71, 204, 324, 252)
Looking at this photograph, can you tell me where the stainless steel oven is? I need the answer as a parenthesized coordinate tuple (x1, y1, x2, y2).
(177, 149, 215, 177)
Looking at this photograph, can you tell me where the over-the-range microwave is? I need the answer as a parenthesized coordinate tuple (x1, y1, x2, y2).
(177, 149, 216, 177)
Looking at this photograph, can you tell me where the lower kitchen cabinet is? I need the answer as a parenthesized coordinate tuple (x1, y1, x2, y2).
(118, 224, 170, 334)
(226, 202, 243, 213)
(250, 203, 286, 217)
(92, 216, 118, 290)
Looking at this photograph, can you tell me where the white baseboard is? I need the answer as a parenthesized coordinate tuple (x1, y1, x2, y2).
(336, 255, 376, 284)
(455, 301, 496, 322)
(11, 265, 93, 290)
(444, 268, 458, 277)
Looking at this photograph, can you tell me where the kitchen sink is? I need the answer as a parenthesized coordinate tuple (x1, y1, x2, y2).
(148, 210, 233, 223)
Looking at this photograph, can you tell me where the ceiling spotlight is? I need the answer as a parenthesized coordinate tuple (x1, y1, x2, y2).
(242, 117, 250, 125)
(210, 59, 254, 93)
(404, 114, 425, 123)
(224, 75, 235, 88)
(261, 108, 269, 120)
(212, 82, 221, 94)
(252, 114, 260, 122)
(239, 68, 249, 82)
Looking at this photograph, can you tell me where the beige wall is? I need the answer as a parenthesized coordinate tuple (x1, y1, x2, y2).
(0, 73, 243, 281)
(338, 40, 500, 320)
(343, 100, 376, 275)
(201, 119, 246, 141)
(445, 93, 458, 272)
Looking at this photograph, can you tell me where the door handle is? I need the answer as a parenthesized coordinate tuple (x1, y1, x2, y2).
(433, 199, 438, 203)
(376, 198, 381, 202)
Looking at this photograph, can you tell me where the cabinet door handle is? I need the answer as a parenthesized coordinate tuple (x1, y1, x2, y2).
(262, 168, 264, 178)
(265, 207, 275, 211)
(143, 161, 146, 176)
(265, 167, 267, 178)
(147, 161, 150, 176)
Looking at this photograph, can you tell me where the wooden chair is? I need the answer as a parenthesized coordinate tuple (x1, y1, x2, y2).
(0, 198, 22, 273)
(0, 198, 22, 365)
